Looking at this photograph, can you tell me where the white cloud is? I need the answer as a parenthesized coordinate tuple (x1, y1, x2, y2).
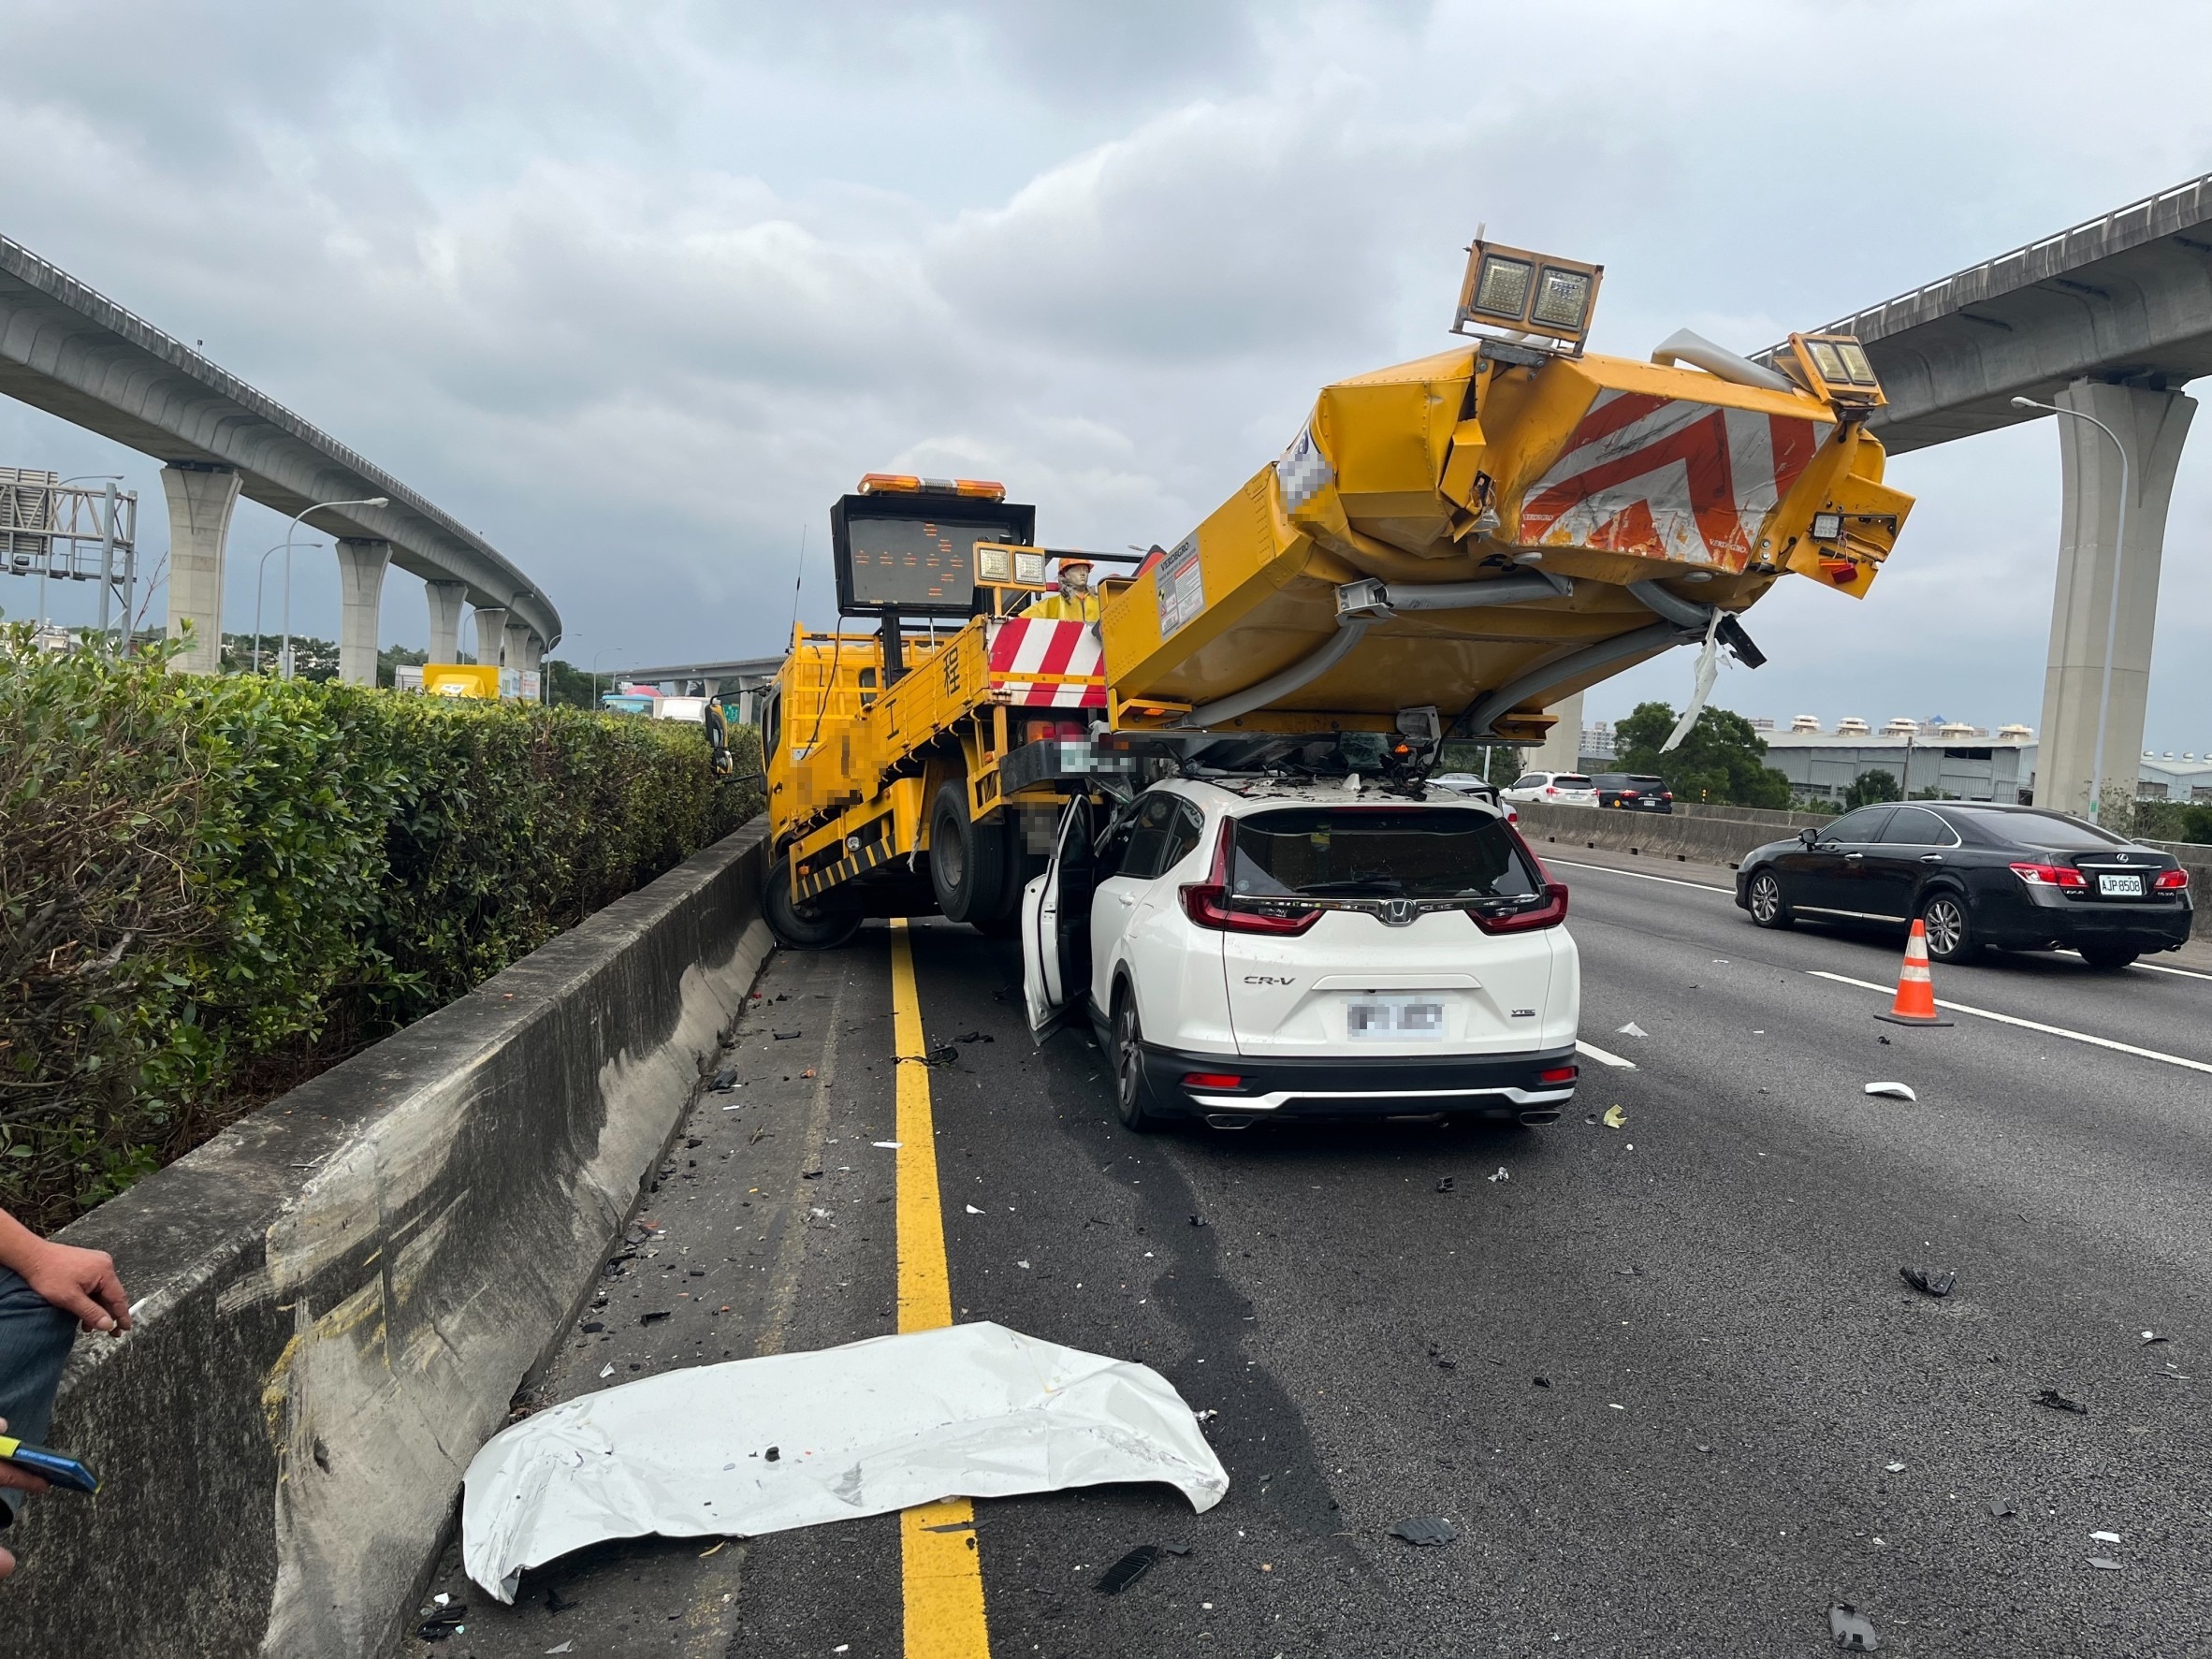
(2, 0, 2210, 749)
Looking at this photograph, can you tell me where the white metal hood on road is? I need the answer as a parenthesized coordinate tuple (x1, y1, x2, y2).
(460, 1321, 1230, 1602)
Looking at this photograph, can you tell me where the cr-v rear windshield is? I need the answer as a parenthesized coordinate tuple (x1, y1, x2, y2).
(1228, 808, 1543, 901)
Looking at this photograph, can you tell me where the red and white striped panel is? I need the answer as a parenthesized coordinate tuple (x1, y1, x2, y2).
(1519, 390, 1832, 569)
(986, 618, 1107, 707)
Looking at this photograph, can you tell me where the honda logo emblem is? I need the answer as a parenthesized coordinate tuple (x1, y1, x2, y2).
(1379, 898, 1419, 926)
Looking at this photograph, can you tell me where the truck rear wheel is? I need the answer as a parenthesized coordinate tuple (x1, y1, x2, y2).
(929, 780, 1006, 926)
(765, 854, 861, 951)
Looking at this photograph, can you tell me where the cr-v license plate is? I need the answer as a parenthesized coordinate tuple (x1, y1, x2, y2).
(2098, 873, 2144, 897)
(1347, 997, 1445, 1040)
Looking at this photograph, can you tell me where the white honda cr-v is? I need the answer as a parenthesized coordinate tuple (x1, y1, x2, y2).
(1022, 776, 1581, 1131)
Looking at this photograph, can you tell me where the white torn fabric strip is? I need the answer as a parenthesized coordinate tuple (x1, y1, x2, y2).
(461, 1321, 1230, 1602)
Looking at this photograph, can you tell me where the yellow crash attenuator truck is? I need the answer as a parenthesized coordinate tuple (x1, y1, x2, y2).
(760, 237, 1914, 948)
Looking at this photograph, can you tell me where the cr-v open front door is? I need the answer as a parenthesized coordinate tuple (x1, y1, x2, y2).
(1022, 795, 1099, 1040)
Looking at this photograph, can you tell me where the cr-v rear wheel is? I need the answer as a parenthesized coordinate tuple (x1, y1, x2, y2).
(1747, 870, 1793, 929)
(1919, 891, 1976, 963)
(1112, 994, 1161, 1133)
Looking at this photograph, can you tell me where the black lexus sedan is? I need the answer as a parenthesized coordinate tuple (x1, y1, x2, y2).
(1734, 801, 2193, 968)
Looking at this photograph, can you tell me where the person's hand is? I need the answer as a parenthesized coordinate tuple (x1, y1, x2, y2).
(17, 1241, 130, 1335)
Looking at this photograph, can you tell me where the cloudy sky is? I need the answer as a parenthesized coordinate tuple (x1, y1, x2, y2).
(5, 0, 2211, 748)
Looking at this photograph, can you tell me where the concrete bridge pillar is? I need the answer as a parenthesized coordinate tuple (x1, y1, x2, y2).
(517, 632, 546, 699)
(2033, 380, 2197, 817)
(501, 618, 533, 689)
(471, 604, 508, 667)
(334, 538, 389, 686)
(1531, 691, 1585, 776)
(425, 580, 468, 664)
(159, 463, 240, 674)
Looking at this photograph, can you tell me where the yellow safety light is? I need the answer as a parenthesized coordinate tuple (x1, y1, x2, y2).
(856, 473, 1007, 500)
(1784, 332, 1885, 410)
(1452, 239, 1605, 354)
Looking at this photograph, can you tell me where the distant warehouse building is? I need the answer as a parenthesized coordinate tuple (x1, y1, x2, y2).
(1761, 732, 2036, 805)
(1753, 724, 2212, 807)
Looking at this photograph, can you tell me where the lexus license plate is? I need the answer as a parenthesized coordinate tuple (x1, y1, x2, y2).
(2098, 873, 2143, 897)
(1347, 997, 1445, 1040)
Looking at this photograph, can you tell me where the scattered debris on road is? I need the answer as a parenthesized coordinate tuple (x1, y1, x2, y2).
(2090, 1530, 2121, 1543)
(1885, 1462, 1906, 1473)
(1389, 1517, 1457, 1548)
(772, 1030, 801, 1040)
(966, 1204, 984, 1214)
(709, 1068, 739, 1092)
(1899, 1266, 1956, 1298)
(1602, 1105, 1627, 1129)
(2088, 1557, 2123, 1571)
(462, 1322, 1230, 1603)
(1988, 1500, 2016, 1518)
(416, 1604, 467, 1642)
(1616, 1022, 1648, 1039)
(1533, 1376, 1550, 1389)
(1864, 1082, 1916, 1101)
(1827, 1601, 1879, 1651)
(1487, 1168, 1509, 1184)
(1097, 1545, 1164, 1594)
(2142, 1331, 2168, 1345)
(1434, 1176, 1455, 1193)
(2035, 1388, 2088, 1415)
(873, 1141, 902, 1149)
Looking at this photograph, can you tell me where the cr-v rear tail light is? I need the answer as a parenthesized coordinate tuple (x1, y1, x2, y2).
(1468, 881, 1569, 933)
(2010, 861, 2088, 889)
(1181, 821, 1323, 935)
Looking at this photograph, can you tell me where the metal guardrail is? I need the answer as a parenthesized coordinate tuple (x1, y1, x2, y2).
(1758, 172, 2212, 357)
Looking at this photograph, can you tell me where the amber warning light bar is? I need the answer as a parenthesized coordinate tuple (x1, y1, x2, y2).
(857, 473, 1006, 501)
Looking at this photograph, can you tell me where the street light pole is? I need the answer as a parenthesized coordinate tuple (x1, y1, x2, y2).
(590, 647, 624, 709)
(279, 495, 389, 679)
(252, 540, 321, 672)
(2013, 396, 2132, 822)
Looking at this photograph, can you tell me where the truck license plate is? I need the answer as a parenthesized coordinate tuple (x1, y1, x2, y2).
(2098, 873, 2143, 897)
(1347, 997, 1444, 1040)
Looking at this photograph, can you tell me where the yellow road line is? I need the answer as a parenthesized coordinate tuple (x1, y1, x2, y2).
(890, 920, 992, 1659)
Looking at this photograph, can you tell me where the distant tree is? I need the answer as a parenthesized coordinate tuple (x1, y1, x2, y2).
(220, 632, 338, 681)
(1844, 768, 1901, 810)
(377, 644, 429, 688)
(542, 658, 600, 710)
(1614, 701, 1791, 808)
(2180, 804, 2212, 846)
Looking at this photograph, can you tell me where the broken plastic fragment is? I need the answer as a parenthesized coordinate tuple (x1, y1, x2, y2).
(966, 1205, 984, 1215)
(873, 1141, 902, 1149)
(1097, 1545, 1161, 1594)
(1434, 1176, 1455, 1193)
(1827, 1601, 1879, 1651)
(1487, 1168, 1509, 1184)
(1616, 1022, 1648, 1039)
(462, 1323, 1230, 1602)
(1885, 1462, 1906, 1473)
(1899, 1266, 1956, 1298)
(1602, 1106, 1626, 1129)
(1864, 1082, 1916, 1101)
(2089, 1530, 2121, 1543)
(1388, 1517, 1457, 1548)
(1988, 1499, 2016, 1518)
(2088, 1556, 2123, 1570)
(2034, 1388, 2088, 1415)
(2141, 1331, 2167, 1345)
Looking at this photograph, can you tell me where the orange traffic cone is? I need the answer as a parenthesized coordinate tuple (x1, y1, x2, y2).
(1875, 919, 1954, 1027)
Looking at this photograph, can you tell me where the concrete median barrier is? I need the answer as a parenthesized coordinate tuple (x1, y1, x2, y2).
(4, 819, 773, 1659)
(1516, 799, 1783, 871)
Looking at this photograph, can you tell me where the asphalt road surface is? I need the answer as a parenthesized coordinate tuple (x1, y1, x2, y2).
(402, 854, 2212, 1658)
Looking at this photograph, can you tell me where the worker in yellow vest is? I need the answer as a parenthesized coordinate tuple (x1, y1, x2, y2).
(1025, 558, 1100, 623)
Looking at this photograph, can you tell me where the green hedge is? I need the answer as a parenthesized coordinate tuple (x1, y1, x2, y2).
(0, 631, 762, 1230)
